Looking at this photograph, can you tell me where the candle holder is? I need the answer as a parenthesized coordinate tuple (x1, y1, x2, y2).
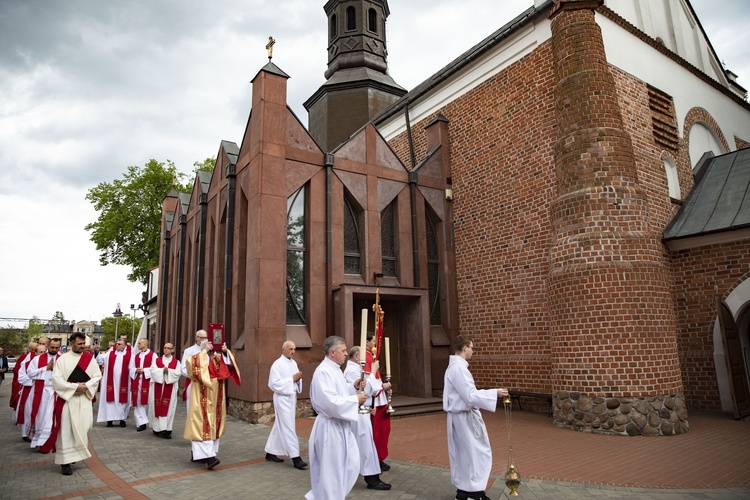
(385, 375, 395, 414)
(358, 363, 370, 415)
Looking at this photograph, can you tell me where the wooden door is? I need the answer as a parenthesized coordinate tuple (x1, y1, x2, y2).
(718, 299, 750, 419)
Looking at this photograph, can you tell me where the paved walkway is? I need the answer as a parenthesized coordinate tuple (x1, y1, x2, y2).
(1, 377, 749, 499)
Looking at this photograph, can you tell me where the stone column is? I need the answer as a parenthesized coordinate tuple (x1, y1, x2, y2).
(548, 0, 687, 435)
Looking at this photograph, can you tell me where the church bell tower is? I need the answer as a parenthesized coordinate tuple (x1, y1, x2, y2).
(304, 0, 406, 152)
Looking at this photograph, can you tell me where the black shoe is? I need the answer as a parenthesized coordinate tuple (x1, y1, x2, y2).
(153, 430, 159, 436)
(119, 420, 126, 428)
(107, 421, 113, 428)
(292, 457, 307, 469)
(265, 453, 284, 463)
(379, 460, 390, 471)
(468, 492, 490, 500)
(366, 478, 392, 490)
(137, 424, 147, 432)
(206, 457, 220, 470)
(61, 464, 72, 476)
(456, 490, 469, 500)
(162, 431, 172, 439)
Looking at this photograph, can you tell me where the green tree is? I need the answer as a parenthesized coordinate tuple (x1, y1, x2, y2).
(100, 315, 142, 347)
(51, 311, 66, 324)
(23, 316, 44, 342)
(0, 326, 24, 356)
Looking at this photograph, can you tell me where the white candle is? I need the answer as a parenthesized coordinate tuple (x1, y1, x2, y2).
(360, 309, 368, 366)
(385, 337, 391, 376)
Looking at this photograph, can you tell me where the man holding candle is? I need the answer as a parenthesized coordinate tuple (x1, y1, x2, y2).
(365, 333, 393, 472)
(344, 346, 391, 490)
(444, 335, 509, 500)
(305, 336, 367, 500)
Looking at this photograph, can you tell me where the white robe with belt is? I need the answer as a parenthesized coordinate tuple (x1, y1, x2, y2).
(264, 354, 302, 458)
(443, 355, 498, 492)
(343, 360, 381, 476)
(26, 354, 56, 448)
(130, 349, 156, 427)
(52, 351, 102, 464)
(305, 357, 360, 500)
(148, 355, 181, 432)
(180, 343, 202, 412)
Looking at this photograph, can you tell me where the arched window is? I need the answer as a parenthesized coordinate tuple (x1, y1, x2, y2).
(346, 6, 356, 31)
(368, 8, 377, 33)
(330, 14, 337, 39)
(689, 122, 725, 168)
(381, 201, 396, 277)
(344, 196, 362, 275)
(664, 156, 680, 199)
(286, 186, 306, 325)
(425, 210, 442, 325)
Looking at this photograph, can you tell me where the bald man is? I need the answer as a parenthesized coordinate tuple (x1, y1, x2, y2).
(130, 338, 156, 431)
(148, 342, 181, 438)
(264, 341, 306, 469)
(180, 330, 208, 410)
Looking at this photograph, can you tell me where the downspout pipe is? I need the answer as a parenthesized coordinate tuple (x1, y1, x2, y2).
(176, 215, 187, 345)
(405, 105, 420, 287)
(325, 153, 334, 336)
(224, 164, 237, 340)
(159, 232, 171, 352)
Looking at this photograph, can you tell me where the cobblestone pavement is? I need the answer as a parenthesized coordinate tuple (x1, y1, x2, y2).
(1, 377, 749, 499)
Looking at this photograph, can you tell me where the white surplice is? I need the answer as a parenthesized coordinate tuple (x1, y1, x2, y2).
(148, 355, 181, 432)
(97, 350, 131, 422)
(305, 357, 361, 500)
(52, 351, 102, 464)
(264, 354, 302, 458)
(16, 355, 35, 437)
(443, 355, 498, 493)
(26, 353, 57, 448)
(129, 349, 156, 427)
(343, 360, 381, 476)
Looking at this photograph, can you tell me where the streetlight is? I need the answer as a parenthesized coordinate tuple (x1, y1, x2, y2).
(130, 304, 137, 346)
(113, 303, 123, 341)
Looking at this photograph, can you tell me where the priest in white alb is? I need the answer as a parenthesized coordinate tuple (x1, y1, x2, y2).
(443, 335, 508, 500)
(148, 342, 181, 439)
(264, 341, 307, 469)
(305, 336, 366, 500)
(130, 338, 156, 432)
(97, 338, 132, 427)
(26, 338, 62, 449)
(49, 332, 102, 475)
(180, 329, 208, 409)
(343, 346, 391, 490)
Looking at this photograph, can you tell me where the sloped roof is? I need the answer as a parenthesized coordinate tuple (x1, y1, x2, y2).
(664, 148, 750, 242)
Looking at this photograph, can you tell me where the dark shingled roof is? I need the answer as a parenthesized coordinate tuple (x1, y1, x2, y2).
(664, 148, 750, 242)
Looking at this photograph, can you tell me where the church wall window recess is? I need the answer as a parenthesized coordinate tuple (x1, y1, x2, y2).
(368, 8, 377, 33)
(346, 6, 356, 32)
(286, 186, 307, 325)
(381, 201, 396, 277)
(344, 195, 362, 276)
(330, 14, 337, 40)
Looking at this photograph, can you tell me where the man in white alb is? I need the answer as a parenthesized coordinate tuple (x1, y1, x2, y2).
(264, 341, 307, 469)
(97, 339, 131, 427)
(148, 342, 181, 438)
(130, 338, 156, 431)
(305, 336, 366, 500)
(26, 338, 62, 449)
(444, 335, 508, 500)
(180, 330, 208, 409)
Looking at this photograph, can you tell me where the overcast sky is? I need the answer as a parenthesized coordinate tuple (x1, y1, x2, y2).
(1, 0, 747, 328)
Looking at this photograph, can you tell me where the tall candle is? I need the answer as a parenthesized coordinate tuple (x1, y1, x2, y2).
(360, 309, 368, 366)
(385, 337, 391, 376)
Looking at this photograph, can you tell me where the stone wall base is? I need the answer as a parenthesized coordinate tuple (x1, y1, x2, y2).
(227, 398, 315, 424)
(553, 391, 689, 436)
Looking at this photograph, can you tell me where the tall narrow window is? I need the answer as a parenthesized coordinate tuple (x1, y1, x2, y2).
(286, 186, 306, 325)
(381, 201, 396, 277)
(346, 6, 356, 31)
(368, 8, 377, 33)
(344, 196, 362, 275)
(426, 210, 442, 325)
(330, 14, 337, 39)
